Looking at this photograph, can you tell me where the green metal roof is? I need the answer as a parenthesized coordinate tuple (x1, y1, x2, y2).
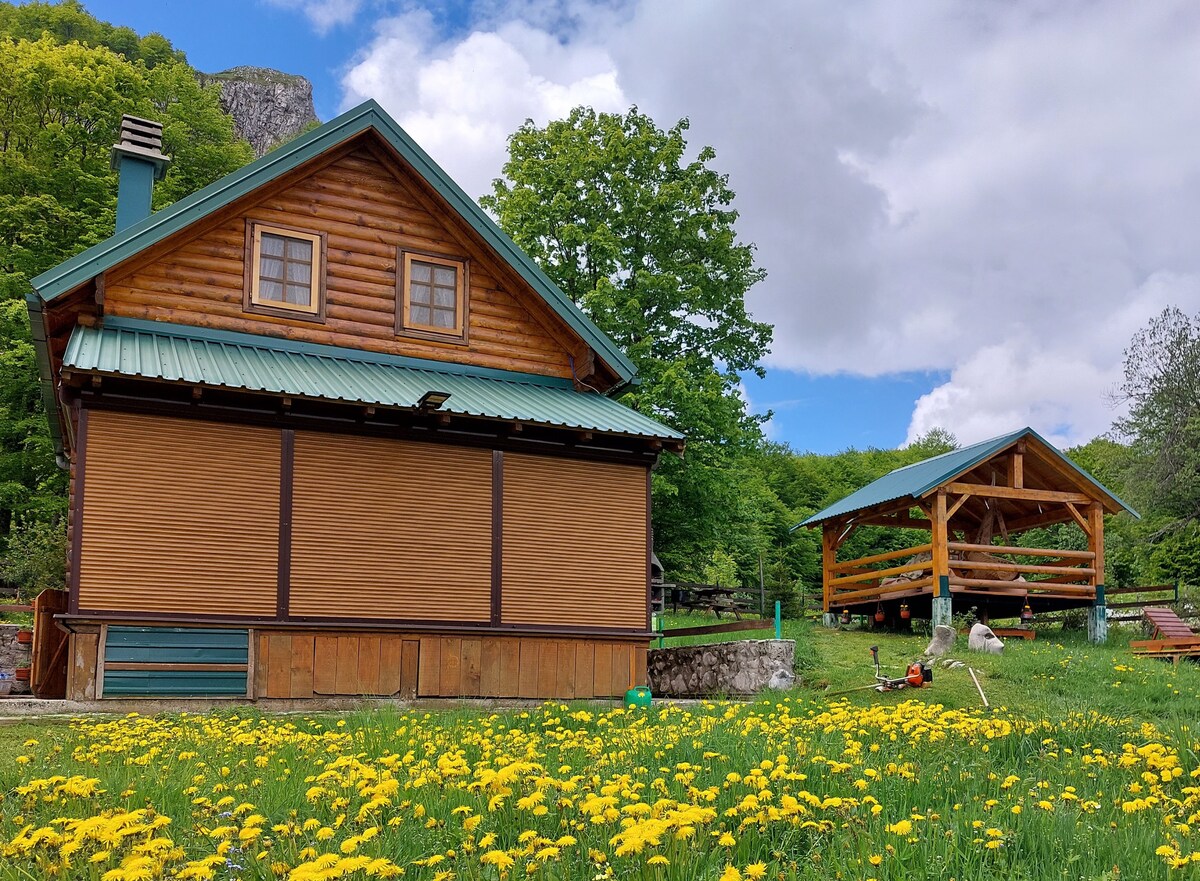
(29, 99, 637, 387)
(64, 318, 682, 441)
(798, 427, 1136, 528)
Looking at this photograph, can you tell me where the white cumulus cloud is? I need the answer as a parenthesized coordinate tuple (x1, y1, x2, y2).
(262, 0, 364, 33)
(326, 0, 1200, 448)
(341, 8, 627, 199)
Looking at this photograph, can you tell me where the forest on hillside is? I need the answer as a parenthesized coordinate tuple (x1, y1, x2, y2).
(1, 2, 1199, 612)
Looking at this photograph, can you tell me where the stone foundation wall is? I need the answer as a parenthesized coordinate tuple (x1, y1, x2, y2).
(648, 639, 795, 697)
(0, 625, 32, 695)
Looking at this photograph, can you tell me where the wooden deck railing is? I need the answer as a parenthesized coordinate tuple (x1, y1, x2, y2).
(945, 542, 1095, 598)
(826, 541, 1099, 609)
(825, 542, 933, 608)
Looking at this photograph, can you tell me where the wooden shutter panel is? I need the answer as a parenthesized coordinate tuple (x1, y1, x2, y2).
(79, 411, 280, 615)
(502, 453, 647, 629)
(289, 432, 492, 621)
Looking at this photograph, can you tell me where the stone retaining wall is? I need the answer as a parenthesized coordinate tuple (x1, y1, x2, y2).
(0, 625, 31, 695)
(647, 639, 795, 697)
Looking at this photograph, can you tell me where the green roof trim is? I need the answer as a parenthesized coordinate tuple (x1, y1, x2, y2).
(29, 99, 637, 387)
(64, 318, 682, 441)
(798, 427, 1137, 528)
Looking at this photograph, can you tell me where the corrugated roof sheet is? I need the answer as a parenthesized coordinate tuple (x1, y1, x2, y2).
(64, 319, 682, 441)
(798, 427, 1134, 527)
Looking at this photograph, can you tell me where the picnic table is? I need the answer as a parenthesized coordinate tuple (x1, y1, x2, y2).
(671, 585, 757, 619)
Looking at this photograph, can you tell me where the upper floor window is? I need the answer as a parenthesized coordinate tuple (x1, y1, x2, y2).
(246, 222, 325, 320)
(398, 251, 467, 341)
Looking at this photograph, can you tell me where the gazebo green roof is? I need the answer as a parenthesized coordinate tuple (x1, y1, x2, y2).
(798, 428, 1136, 528)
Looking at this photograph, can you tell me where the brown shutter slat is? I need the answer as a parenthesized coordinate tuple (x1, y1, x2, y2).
(289, 432, 492, 621)
(501, 453, 647, 629)
(79, 412, 280, 616)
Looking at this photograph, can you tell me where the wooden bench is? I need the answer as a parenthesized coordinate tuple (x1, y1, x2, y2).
(960, 627, 1035, 641)
(1131, 608, 1200, 665)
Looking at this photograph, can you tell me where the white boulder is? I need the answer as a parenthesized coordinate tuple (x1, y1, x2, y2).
(968, 623, 1004, 654)
(924, 624, 956, 657)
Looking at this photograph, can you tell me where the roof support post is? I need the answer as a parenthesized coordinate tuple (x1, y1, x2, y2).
(1088, 501, 1107, 644)
(931, 490, 952, 628)
(821, 525, 836, 615)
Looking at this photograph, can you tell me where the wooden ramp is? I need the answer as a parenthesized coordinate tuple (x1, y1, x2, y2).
(1131, 607, 1200, 665)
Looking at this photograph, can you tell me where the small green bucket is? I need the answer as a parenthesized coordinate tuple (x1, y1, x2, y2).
(624, 685, 652, 709)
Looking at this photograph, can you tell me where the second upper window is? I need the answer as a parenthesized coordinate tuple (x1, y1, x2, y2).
(399, 251, 467, 341)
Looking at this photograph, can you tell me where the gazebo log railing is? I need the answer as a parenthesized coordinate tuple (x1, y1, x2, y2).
(825, 540, 1098, 610)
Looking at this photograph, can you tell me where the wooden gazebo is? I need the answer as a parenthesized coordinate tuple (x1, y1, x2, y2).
(799, 428, 1136, 642)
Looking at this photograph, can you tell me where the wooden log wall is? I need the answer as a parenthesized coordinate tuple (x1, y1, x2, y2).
(102, 146, 578, 379)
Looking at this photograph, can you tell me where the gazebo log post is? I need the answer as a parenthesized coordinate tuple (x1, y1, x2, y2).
(1087, 501, 1108, 644)
(821, 525, 838, 627)
(931, 490, 952, 628)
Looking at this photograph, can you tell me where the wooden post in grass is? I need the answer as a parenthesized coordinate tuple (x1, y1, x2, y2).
(1088, 502, 1108, 644)
(821, 525, 838, 628)
(931, 490, 953, 629)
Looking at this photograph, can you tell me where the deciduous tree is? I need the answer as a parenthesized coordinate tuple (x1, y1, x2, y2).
(483, 107, 773, 578)
(0, 5, 253, 583)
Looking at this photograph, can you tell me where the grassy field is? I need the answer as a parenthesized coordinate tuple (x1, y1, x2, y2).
(4, 621, 1200, 880)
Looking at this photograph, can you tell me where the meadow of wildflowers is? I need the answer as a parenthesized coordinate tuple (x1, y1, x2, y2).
(3, 631, 1200, 880)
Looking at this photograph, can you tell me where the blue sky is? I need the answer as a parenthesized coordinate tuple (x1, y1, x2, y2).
(75, 1, 1200, 454)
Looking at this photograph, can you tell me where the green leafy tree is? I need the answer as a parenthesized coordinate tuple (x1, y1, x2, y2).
(0, 6, 253, 582)
(0, 0, 184, 67)
(1114, 306, 1200, 526)
(483, 107, 774, 580)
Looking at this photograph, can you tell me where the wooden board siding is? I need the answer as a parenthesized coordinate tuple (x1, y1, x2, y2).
(248, 630, 641, 699)
(501, 453, 648, 629)
(102, 146, 577, 379)
(289, 432, 492, 621)
(78, 411, 280, 615)
(409, 633, 644, 699)
(256, 631, 420, 698)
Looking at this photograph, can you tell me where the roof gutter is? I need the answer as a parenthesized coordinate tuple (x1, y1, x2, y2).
(25, 290, 68, 468)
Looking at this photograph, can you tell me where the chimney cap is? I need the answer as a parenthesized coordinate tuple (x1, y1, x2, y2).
(110, 113, 171, 180)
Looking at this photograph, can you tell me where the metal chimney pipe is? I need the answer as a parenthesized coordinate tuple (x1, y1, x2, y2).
(110, 114, 171, 232)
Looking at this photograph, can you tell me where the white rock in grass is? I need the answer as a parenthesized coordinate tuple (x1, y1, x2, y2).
(768, 668, 795, 690)
(924, 624, 956, 657)
(968, 623, 1005, 654)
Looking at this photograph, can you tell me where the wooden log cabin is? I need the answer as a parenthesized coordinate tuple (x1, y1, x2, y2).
(27, 105, 683, 701)
(798, 428, 1136, 643)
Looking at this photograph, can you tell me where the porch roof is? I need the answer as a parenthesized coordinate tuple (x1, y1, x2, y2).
(63, 318, 683, 442)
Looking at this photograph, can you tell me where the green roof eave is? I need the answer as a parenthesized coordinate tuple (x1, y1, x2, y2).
(796, 427, 1137, 529)
(29, 99, 638, 388)
(62, 318, 683, 442)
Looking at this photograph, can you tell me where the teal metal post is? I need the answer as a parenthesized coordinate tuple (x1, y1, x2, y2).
(774, 601, 782, 639)
(931, 576, 953, 629)
(1088, 583, 1108, 644)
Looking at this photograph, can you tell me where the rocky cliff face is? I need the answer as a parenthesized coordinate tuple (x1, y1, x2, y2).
(201, 66, 319, 158)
